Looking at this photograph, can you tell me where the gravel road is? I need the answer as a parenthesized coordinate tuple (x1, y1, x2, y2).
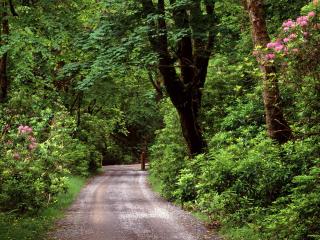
(51, 164, 221, 240)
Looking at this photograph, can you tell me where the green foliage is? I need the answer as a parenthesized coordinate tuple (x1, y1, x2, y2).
(0, 94, 99, 212)
(149, 2, 320, 238)
(149, 99, 187, 200)
(1, 0, 162, 215)
(0, 175, 86, 240)
(1, 0, 319, 239)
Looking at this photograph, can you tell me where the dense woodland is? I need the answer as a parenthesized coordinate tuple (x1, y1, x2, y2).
(0, 0, 319, 239)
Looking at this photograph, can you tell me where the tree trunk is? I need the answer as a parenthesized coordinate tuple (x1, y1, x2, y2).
(140, 140, 147, 171)
(141, 0, 216, 155)
(246, 0, 293, 143)
(0, 2, 9, 102)
(178, 100, 206, 155)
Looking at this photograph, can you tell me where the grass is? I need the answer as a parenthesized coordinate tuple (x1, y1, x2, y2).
(0, 175, 86, 240)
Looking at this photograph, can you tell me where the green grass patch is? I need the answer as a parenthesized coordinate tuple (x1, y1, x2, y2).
(0, 175, 86, 240)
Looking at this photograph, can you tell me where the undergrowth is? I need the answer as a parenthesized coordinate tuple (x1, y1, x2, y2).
(0, 175, 86, 240)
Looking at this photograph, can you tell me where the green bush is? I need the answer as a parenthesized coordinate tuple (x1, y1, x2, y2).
(0, 125, 67, 212)
(149, 99, 187, 200)
(0, 92, 102, 213)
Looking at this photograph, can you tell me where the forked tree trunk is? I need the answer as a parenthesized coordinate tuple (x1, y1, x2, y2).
(0, 2, 9, 102)
(141, 0, 216, 155)
(246, 0, 293, 143)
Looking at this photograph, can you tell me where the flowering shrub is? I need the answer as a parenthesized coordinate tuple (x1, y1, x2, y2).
(266, 10, 317, 60)
(253, 8, 319, 71)
(0, 105, 102, 212)
(0, 124, 67, 212)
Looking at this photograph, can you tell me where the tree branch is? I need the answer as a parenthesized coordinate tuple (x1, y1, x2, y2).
(170, 0, 194, 85)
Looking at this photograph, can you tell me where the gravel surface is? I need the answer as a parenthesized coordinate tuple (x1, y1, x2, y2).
(50, 164, 222, 240)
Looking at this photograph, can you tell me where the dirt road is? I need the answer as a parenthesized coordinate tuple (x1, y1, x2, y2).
(51, 165, 221, 240)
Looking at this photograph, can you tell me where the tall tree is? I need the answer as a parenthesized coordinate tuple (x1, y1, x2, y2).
(0, 0, 17, 102)
(246, 0, 293, 143)
(0, 0, 9, 102)
(140, 0, 216, 155)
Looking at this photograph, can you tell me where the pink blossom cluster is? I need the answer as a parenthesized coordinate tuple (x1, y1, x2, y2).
(264, 11, 317, 61)
(282, 12, 316, 31)
(18, 125, 33, 134)
(265, 53, 276, 60)
(17, 125, 38, 151)
(282, 19, 295, 31)
(27, 135, 38, 150)
(267, 41, 286, 52)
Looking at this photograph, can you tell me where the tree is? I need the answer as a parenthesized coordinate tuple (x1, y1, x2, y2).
(0, 0, 18, 102)
(246, 0, 293, 143)
(0, 1, 9, 102)
(140, 0, 217, 155)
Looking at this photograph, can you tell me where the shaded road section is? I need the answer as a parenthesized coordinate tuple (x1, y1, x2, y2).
(51, 165, 221, 240)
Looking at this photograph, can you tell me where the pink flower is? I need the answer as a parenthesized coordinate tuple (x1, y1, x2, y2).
(275, 45, 284, 52)
(266, 53, 276, 60)
(28, 143, 38, 151)
(297, 16, 308, 23)
(292, 48, 299, 53)
(308, 11, 316, 18)
(18, 125, 24, 134)
(267, 41, 282, 49)
(283, 38, 290, 43)
(267, 42, 276, 49)
(282, 19, 295, 28)
(27, 136, 37, 143)
(18, 125, 33, 134)
(13, 153, 20, 160)
(289, 33, 297, 39)
(298, 21, 308, 27)
(283, 27, 290, 32)
(296, 16, 309, 27)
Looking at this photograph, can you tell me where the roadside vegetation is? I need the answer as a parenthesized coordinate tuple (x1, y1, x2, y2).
(0, 176, 85, 240)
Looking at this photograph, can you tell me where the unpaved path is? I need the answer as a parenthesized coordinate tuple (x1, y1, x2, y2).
(51, 165, 221, 240)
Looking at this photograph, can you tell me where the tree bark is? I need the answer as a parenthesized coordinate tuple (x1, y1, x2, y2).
(246, 0, 293, 143)
(0, 1, 9, 102)
(141, 0, 216, 155)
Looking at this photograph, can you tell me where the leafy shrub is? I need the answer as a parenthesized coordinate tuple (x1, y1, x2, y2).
(0, 124, 67, 212)
(0, 92, 102, 212)
(149, 99, 187, 200)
